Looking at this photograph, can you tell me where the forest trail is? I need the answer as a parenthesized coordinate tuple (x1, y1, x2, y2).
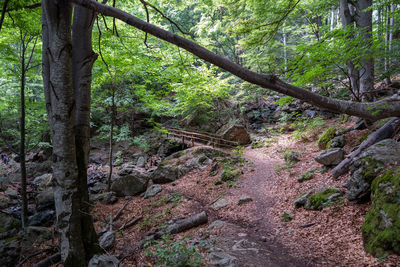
(207, 147, 315, 267)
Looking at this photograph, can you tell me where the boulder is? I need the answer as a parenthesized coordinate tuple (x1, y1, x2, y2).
(0, 213, 21, 234)
(304, 188, 343, 210)
(344, 139, 400, 202)
(111, 170, 149, 197)
(144, 184, 162, 199)
(33, 173, 53, 191)
(216, 124, 251, 145)
(152, 146, 229, 184)
(35, 188, 55, 211)
(0, 238, 20, 266)
(315, 148, 344, 166)
(88, 254, 122, 267)
(0, 173, 21, 190)
(28, 210, 55, 226)
(362, 170, 400, 257)
(0, 194, 9, 209)
(91, 192, 117, 205)
(23, 226, 52, 245)
(328, 135, 345, 148)
(5, 188, 18, 198)
(136, 155, 147, 168)
(99, 231, 115, 250)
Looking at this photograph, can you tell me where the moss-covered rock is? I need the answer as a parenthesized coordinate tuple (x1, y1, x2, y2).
(304, 188, 342, 210)
(297, 168, 316, 183)
(344, 139, 400, 202)
(317, 127, 336, 149)
(362, 169, 400, 257)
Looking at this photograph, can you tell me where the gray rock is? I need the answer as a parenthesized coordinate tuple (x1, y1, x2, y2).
(211, 198, 229, 211)
(0, 173, 20, 190)
(136, 156, 147, 168)
(89, 182, 107, 194)
(99, 231, 115, 250)
(315, 148, 344, 166)
(208, 252, 237, 267)
(111, 170, 149, 196)
(35, 188, 55, 211)
(117, 164, 135, 176)
(5, 188, 18, 198)
(91, 192, 117, 205)
(344, 139, 400, 202)
(23, 226, 52, 245)
(33, 173, 53, 190)
(0, 194, 10, 209)
(294, 190, 313, 208)
(237, 195, 252, 205)
(28, 210, 55, 226)
(328, 135, 345, 148)
(88, 254, 122, 267)
(144, 184, 162, 199)
(0, 213, 21, 233)
(0, 239, 20, 266)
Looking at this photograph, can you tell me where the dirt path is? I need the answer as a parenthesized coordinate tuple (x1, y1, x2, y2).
(207, 148, 315, 267)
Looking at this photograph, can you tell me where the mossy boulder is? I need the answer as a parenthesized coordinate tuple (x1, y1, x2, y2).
(304, 188, 342, 210)
(362, 169, 400, 257)
(297, 168, 316, 183)
(317, 127, 336, 149)
(344, 139, 400, 202)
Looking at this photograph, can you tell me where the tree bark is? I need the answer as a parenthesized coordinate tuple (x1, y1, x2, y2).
(20, 31, 28, 228)
(355, 0, 374, 102)
(42, 2, 87, 265)
(73, 0, 400, 120)
(72, 5, 100, 260)
(332, 117, 400, 178)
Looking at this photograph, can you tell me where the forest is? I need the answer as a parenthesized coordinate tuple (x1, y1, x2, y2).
(0, 0, 399, 266)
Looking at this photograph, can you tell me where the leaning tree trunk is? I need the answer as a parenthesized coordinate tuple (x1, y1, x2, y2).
(355, 0, 374, 102)
(42, 2, 90, 266)
(72, 5, 100, 259)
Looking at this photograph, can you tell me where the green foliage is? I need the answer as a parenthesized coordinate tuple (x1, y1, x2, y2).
(281, 211, 293, 222)
(275, 96, 295, 107)
(317, 127, 336, 149)
(291, 116, 325, 141)
(131, 135, 150, 152)
(114, 151, 123, 166)
(145, 235, 204, 267)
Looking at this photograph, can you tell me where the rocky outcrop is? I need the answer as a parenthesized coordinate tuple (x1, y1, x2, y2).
(344, 139, 400, 202)
(111, 169, 149, 197)
(315, 148, 344, 166)
(294, 188, 343, 210)
(217, 124, 251, 145)
(362, 170, 400, 257)
(152, 146, 229, 184)
(144, 184, 162, 199)
(88, 254, 122, 267)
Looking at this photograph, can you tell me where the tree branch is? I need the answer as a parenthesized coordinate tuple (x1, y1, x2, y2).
(72, 0, 400, 120)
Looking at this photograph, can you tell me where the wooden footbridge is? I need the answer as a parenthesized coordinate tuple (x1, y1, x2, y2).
(165, 127, 240, 148)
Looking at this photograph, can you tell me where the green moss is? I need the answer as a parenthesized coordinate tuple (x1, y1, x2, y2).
(298, 168, 316, 182)
(221, 163, 240, 182)
(360, 156, 384, 184)
(362, 169, 400, 257)
(317, 127, 336, 149)
(307, 188, 340, 210)
(281, 211, 293, 222)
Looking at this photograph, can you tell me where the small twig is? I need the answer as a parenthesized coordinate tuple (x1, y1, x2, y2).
(299, 222, 317, 228)
(119, 216, 143, 231)
(113, 199, 131, 221)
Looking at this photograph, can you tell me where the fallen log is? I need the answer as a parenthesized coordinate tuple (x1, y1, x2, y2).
(138, 211, 208, 247)
(331, 117, 400, 178)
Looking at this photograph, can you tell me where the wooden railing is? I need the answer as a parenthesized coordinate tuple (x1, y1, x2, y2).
(165, 127, 239, 148)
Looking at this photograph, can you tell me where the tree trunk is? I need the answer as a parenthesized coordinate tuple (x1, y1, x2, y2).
(20, 32, 28, 228)
(72, 5, 100, 260)
(42, 2, 89, 265)
(340, 0, 360, 100)
(355, 0, 374, 102)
